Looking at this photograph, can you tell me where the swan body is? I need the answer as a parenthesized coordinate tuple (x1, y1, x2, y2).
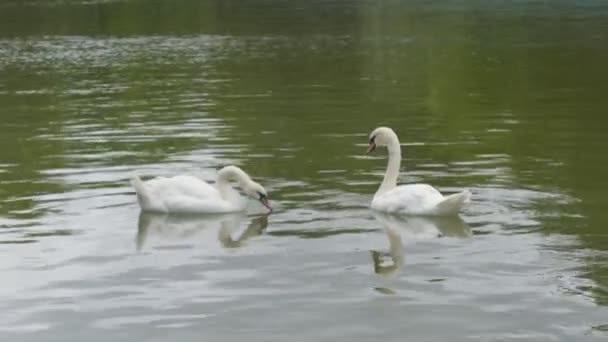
(131, 165, 271, 214)
(367, 127, 471, 216)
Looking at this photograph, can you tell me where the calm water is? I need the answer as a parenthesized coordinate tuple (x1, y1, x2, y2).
(1, 0, 608, 341)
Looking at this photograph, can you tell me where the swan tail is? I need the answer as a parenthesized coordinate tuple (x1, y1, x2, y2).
(435, 190, 471, 216)
(130, 174, 151, 208)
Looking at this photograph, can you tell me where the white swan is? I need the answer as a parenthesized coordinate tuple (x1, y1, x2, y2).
(367, 127, 471, 216)
(130, 165, 271, 214)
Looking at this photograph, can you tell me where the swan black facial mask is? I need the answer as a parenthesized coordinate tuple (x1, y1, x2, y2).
(367, 136, 377, 153)
(258, 192, 272, 211)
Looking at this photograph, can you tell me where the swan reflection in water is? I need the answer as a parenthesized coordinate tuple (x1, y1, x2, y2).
(371, 212, 471, 277)
(136, 212, 269, 251)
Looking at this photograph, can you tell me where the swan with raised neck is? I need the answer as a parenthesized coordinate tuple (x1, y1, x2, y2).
(366, 126, 471, 216)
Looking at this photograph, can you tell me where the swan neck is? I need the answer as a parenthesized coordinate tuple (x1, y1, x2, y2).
(216, 166, 251, 200)
(376, 139, 401, 198)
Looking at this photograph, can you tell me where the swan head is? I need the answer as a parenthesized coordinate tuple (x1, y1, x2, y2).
(243, 181, 272, 212)
(367, 127, 398, 153)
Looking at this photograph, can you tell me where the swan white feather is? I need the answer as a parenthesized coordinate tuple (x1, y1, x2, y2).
(367, 127, 471, 216)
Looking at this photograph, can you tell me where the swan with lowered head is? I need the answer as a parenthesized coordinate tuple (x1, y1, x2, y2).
(131, 165, 271, 214)
(367, 127, 471, 216)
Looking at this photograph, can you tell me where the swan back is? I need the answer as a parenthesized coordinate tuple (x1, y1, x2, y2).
(372, 184, 444, 214)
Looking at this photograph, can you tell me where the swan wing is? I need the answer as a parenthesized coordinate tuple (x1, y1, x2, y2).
(372, 183, 444, 215)
(162, 194, 238, 214)
(145, 175, 221, 200)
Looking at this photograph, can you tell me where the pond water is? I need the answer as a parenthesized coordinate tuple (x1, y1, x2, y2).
(1, 1, 608, 341)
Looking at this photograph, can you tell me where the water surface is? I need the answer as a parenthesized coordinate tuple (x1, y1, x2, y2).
(1, 1, 608, 341)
